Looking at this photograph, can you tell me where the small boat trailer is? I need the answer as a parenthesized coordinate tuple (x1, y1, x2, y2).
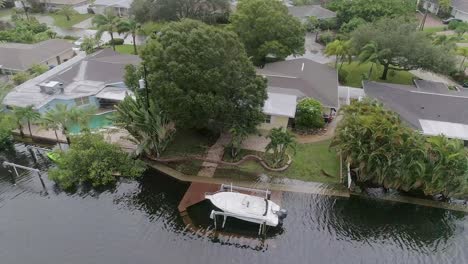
(205, 184, 287, 236)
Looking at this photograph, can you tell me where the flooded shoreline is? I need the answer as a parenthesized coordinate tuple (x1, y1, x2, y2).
(0, 143, 467, 264)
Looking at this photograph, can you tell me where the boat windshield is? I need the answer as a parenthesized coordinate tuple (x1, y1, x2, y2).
(263, 199, 268, 216)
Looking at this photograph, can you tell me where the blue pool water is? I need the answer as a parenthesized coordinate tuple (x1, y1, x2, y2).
(69, 111, 115, 134)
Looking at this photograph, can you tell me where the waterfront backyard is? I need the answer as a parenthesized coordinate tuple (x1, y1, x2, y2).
(0, 143, 466, 264)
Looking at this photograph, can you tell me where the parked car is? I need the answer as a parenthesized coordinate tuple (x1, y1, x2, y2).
(73, 37, 84, 51)
(442, 17, 462, 24)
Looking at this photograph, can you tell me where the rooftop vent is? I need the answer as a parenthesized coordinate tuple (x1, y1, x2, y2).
(39, 81, 63, 95)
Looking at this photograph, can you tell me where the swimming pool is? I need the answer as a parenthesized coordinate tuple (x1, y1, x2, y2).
(69, 111, 115, 134)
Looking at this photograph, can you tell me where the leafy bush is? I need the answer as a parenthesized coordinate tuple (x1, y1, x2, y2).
(338, 68, 348, 83)
(0, 17, 50, 43)
(340, 17, 366, 33)
(108, 38, 124, 45)
(295, 98, 325, 130)
(62, 35, 79, 40)
(318, 18, 338, 31)
(332, 99, 468, 198)
(48, 133, 146, 189)
(0, 112, 15, 151)
(12, 72, 31, 85)
(317, 31, 336, 45)
(448, 20, 461, 30)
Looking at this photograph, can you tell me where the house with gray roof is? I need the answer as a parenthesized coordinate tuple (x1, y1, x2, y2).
(2, 48, 140, 114)
(288, 5, 336, 21)
(363, 80, 468, 141)
(257, 58, 339, 130)
(92, 0, 133, 17)
(0, 39, 75, 74)
(418, 0, 468, 21)
(39, 0, 88, 10)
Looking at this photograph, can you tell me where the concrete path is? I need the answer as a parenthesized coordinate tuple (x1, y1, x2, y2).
(287, 33, 335, 64)
(295, 115, 341, 144)
(241, 134, 270, 152)
(410, 69, 459, 86)
(73, 17, 93, 29)
(197, 133, 232, 177)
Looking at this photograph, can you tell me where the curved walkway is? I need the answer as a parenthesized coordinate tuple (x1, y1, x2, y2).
(295, 115, 341, 144)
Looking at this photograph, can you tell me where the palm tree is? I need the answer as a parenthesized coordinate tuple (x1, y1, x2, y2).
(92, 10, 121, 51)
(118, 18, 141, 55)
(228, 125, 250, 158)
(456, 47, 468, 71)
(12, 107, 26, 138)
(57, 5, 77, 21)
(44, 104, 96, 145)
(325, 40, 352, 70)
(0, 0, 6, 8)
(358, 41, 380, 79)
(22, 105, 40, 139)
(113, 95, 175, 158)
(38, 117, 63, 150)
(265, 127, 296, 168)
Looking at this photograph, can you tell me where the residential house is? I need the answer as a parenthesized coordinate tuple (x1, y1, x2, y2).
(257, 58, 339, 130)
(363, 80, 468, 142)
(92, 0, 133, 17)
(0, 39, 75, 75)
(418, 0, 468, 21)
(419, 0, 441, 14)
(2, 48, 139, 114)
(287, 5, 336, 21)
(39, 0, 88, 10)
(452, 0, 468, 21)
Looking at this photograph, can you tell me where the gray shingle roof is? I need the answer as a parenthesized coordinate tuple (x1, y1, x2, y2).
(0, 39, 74, 71)
(257, 58, 339, 108)
(39, 0, 87, 5)
(288, 5, 336, 20)
(363, 81, 468, 130)
(452, 0, 468, 12)
(2, 48, 140, 109)
(94, 0, 133, 8)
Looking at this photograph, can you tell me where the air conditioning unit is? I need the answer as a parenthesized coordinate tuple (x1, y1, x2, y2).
(39, 81, 63, 95)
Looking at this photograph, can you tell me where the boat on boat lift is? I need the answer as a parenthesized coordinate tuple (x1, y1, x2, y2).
(205, 184, 287, 228)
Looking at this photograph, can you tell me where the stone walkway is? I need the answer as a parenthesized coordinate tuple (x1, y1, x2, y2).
(409, 69, 459, 86)
(295, 115, 341, 144)
(197, 133, 232, 177)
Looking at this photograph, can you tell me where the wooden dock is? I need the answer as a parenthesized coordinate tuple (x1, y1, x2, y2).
(178, 182, 220, 213)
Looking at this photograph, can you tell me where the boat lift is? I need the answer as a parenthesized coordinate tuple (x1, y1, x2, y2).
(2, 161, 48, 194)
(208, 184, 272, 236)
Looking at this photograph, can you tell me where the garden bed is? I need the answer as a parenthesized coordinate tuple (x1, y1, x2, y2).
(213, 140, 341, 184)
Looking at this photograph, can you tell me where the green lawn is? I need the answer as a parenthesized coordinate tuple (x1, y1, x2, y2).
(340, 62, 415, 88)
(422, 26, 446, 33)
(214, 140, 341, 184)
(115, 44, 138, 55)
(161, 129, 219, 175)
(49, 13, 93, 29)
(0, 8, 12, 18)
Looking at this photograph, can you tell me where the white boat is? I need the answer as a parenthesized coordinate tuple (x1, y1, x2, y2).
(205, 185, 287, 227)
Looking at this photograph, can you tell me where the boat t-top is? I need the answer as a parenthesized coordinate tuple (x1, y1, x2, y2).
(205, 184, 287, 233)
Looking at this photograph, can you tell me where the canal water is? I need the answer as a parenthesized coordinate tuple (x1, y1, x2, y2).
(0, 144, 467, 264)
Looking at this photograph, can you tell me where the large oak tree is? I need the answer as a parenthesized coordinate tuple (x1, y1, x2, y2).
(230, 0, 305, 66)
(352, 17, 456, 80)
(139, 19, 267, 133)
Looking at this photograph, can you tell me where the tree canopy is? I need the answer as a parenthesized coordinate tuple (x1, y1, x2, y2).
(130, 0, 230, 23)
(295, 98, 325, 130)
(351, 17, 456, 80)
(331, 99, 468, 199)
(230, 0, 305, 65)
(138, 19, 267, 133)
(327, 0, 415, 26)
(48, 133, 146, 189)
